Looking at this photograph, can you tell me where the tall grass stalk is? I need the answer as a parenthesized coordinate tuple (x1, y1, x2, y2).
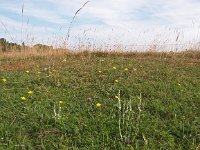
(65, 1, 90, 46)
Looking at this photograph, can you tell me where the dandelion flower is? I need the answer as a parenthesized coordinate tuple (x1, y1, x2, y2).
(113, 66, 116, 70)
(59, 101, 64, 104)
(124, 68, 129, 71)
(115, 96, 119, 99)
(27, 90, 33, 94)
(21, 96, 26, 100)
(96, 103, 102, 107)
(63, 58, 67, 62)
(2, 78, 7, 83)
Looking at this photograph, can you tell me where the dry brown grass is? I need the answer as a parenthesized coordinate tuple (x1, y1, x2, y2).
(1, 48, 200, 60)
(0, 47, 71, 59)
(0, 48, 200, 72)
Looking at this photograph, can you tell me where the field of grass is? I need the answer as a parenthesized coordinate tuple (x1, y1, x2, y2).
(0, 50, 200, 149)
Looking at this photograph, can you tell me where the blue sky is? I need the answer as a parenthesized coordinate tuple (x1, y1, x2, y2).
(0, 0, 200, 50)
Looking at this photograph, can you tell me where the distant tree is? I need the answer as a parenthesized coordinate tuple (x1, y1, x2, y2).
(0, 38, 7, 52)
(33, 44, 53, 50)
(22, 42, 25, 47)
(0, 38, 54, 52)
(8, 42, 21, 51)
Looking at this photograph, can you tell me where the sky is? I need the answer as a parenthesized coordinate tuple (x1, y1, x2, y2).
(0, 0, 200, 51)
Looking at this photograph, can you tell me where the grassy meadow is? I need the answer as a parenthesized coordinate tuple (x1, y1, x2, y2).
(0, 50, 200, 149)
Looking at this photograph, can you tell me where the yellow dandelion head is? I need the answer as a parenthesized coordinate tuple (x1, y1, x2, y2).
(59, 101, 64, 104)
(2, 78, 7, 83)
(124, 68, 129, 71)
(96, 103, 102, 107)
(27, 90, 33, 94)
(115, 96, 119, 99)
(21, 96, 26, 100)
(63, 58, 67, 62)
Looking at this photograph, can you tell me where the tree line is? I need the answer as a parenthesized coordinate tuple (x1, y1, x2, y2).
(0, 38, 53, 52)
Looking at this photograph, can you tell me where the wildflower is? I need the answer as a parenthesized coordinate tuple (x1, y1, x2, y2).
(59, 101, 64, 104)
(2, 78, 7, 83)
(21, 96, 26, 100)
(113, 66, 116, 70)
(115, 80, 119, 83)
(115, 96, 119, 99)
(27, 90, 33, 95)
(63, 58, 67, 62)
(124, 68, 129, 71)
(96, 103, 102, 107)
(26, 70, 30, 73)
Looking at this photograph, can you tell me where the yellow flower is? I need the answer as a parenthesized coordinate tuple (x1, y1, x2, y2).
(124, 68, 129, 71)
(113, 66, 116, 70)
(26, 70, 30, 73)
(96, 103, 102, 107)
(63, 58, 67, 62)
(115, 80, 119, 83)
(2, 78, 7, 83)
(59, 101, 64, 104)
(27, 90, 33, 94)
(115, 96, 119, 99)
(21, 96, 26, 100)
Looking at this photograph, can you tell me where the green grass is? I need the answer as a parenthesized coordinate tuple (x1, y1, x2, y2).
(0, 53, 200, 149)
